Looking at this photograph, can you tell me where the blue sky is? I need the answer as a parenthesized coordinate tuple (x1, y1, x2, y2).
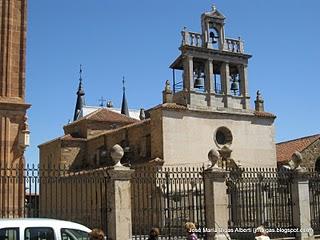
(25, 0, 320, 165)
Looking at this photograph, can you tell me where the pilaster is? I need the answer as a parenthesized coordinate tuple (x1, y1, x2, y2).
(106, 165, 134, 240)
(203, 168, 230, 240)
(291, 171, 314, 240)
(183, 55, 194, 91)
(220, 63, 230, 108)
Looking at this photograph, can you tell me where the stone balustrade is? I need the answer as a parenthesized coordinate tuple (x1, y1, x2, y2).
(224, 37, 244, 53)
(181, 30, 202, 47)
(181, 29, 244, 53)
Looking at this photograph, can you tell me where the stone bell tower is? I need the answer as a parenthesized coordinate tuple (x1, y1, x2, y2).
(170, 5, 251, 110)
(162, 5, 276, 168)
(0, 0, 30, 168)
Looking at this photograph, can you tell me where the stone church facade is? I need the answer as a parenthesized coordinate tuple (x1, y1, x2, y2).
(0, 0, 30, 215)
(39, 6, 277, 169)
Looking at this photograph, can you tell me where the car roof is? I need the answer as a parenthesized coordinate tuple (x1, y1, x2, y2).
(0, 218, 91, 232)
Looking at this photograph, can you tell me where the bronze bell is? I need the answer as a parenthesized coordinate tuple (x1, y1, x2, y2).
(209, 31, 218, 44)
(194, 77, 203, 88)
(230, 80, 238, 92)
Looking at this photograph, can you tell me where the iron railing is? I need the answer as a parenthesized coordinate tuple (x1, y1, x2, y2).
(226, 168, 294, 239)
(309, 169, 320, 234)
(0, 164, 109, 236)
(131, 166, 206, 240)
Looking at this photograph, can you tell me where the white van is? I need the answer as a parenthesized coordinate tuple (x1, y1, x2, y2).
(0, 219, 91, 240)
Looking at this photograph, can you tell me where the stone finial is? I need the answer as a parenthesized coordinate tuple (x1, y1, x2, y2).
(110, 144, 124, 167)
(139, 108, 145, 120)
(162, 80, 173, 103)
(165, 80, 171, 92)
(288, 151, 306, 172)
(208, 149, 220, 168)
(107, 100, 114, 108)
(211, 4, 217, 12)
(255, 90, 264, 112)
(218, 145, 232, 160)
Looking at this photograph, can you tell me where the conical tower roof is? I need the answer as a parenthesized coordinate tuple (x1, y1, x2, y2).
(73, 65, 86, 121)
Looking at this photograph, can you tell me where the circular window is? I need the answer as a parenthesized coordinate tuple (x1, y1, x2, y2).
(215, 127, 233, 146)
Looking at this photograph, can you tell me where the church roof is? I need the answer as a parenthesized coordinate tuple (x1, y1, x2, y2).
(82, 106, 141, 120)
(67, 108, 138, 127)
(276, 134, 320, 163)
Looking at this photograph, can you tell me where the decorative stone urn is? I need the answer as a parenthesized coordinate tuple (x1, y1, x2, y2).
(110, 144, 124, 167)
(208, 148, 220, 168)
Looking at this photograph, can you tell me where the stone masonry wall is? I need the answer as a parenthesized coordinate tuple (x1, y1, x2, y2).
(301, 139, 320, 169)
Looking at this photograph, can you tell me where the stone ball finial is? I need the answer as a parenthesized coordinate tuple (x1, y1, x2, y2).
(106, 100, 114, 108)
(288, 151, 303, 170)
(208, 149, 220, 168)
(110, 144, 124, 167)
(139, 108, 146, 120)
(256, 90, 261, 98)
(165, 80, 171, 91)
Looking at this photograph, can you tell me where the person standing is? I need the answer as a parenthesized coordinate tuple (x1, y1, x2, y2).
(147, 227, 160, 240)
(185, 222, 198, 240)
(88, 228, 105, 240)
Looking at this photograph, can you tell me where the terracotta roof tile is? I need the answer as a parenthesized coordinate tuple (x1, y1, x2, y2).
(254, 111, 276, 118)
(88, 108, 138, 123)
(60, 134, 86, 141)
(148, 103, 187, 112)
(66, 108, 138, 127)
(276, 134, 320, 163)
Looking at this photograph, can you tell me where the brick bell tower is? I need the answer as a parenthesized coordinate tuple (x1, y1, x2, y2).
(0, 0, 30, 168)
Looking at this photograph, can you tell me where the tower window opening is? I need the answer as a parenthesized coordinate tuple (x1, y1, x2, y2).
(230, 71, 241, 96)
(213, 62, 223, 94)
(193, 63, 205, 92)
(172, 69, 183, 93)
(214, 74, 222, 94)
(209, 24, 219, 49)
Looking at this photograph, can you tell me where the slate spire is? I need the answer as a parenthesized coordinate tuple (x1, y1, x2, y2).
(73, 65, 86, 121)
(121, 77, 129, 117)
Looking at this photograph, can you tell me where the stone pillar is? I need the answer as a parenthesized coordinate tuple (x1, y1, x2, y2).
(238, 64, 250, 109)
(203, 168, 230, 240)
(291, 171, 314, 240)
(205, 59, 214, 106)
(106, 165, 134, 240)
(220, 63, 230, 108)
(183, 55, 194, 91)
(254, 90, 264, 112)
(106, 144, 134, 240)
(162, 80, 173, 104)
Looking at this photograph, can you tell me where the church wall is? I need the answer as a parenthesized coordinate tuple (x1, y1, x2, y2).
(87, 121, 132, 139)
(85, 120, 151, 167)
(149, 108, 163, 160)
(39, 139, 62, 167)
(61, 140, 86, 168)
(64, 121, 87, 138)
(300, 139, 320, 169)
(162, 109, 277, 168)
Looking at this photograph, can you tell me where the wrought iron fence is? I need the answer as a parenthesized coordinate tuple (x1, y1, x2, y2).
(226, 168, 294, 239)
(131, 166, 206, 240)
(3, 163, 320, 240)
(0, 164, 109, 236)
(309, 169, 320, 234)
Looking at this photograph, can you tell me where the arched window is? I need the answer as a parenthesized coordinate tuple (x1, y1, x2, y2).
(315, 156, 320, 172)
